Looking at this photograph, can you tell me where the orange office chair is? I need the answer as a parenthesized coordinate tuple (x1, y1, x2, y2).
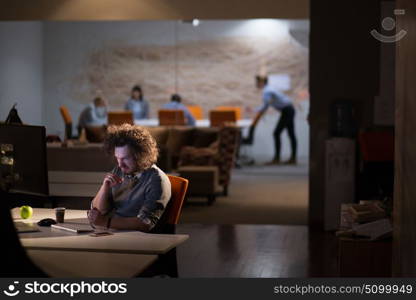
(165, 175, 189, 225)
(108, 111, 134, 125)
(152, 175, 188, 232)
(158, 109, 186, 126)
(59, 106, 75, 140)
(147, 175, 188, 278)
(215, 106, 242, 120)
(186, 105, 203, 120)
(209, 110, 237, 127)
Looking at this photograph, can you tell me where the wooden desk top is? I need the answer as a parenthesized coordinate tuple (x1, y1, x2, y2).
(21, 231, 189, 255)
(13, 208, 189, 255)
(135, 118, 252, 128)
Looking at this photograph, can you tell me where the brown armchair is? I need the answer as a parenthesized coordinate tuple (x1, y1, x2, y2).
(177, 126, 240, 204)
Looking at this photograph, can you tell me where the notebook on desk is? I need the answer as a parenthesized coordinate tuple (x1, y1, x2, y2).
(51, 222, 94, 233)
(14, 221, 41, 233)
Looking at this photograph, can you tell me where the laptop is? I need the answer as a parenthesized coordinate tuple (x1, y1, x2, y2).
(51, 222, 94, 233)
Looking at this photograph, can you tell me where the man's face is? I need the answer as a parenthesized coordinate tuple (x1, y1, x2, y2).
(114, 145, 137, 174)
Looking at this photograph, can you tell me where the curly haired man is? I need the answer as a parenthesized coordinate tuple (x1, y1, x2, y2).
(88, 124, 171, 232)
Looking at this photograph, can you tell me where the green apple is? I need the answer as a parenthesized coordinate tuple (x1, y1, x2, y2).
(20, 205, 33, 219)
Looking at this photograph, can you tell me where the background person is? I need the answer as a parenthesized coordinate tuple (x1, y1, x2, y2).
(78, 97, 108, 133)
(162, 94, 196, 126)
(254, 75, 297, 165)
(124, 85, 149, 120)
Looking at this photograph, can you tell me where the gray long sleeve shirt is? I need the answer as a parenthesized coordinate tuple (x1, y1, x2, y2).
(101, 165, 171, 230)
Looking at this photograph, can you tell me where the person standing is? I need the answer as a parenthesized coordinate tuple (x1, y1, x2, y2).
(124, 85, 149, 120)
(254, 75, 297, 165)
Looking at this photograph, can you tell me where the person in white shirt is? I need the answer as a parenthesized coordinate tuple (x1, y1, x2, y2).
(78, 97, 108, 133)
(254, 75, 297, 165)
(162, 94, 196, 126)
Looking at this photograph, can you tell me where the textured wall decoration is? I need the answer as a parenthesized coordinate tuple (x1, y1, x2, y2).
(73, 35, 308, 118)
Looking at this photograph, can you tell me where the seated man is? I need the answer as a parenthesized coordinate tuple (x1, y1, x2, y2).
(162, 94, 196, 126)
(78, 97, 108, 133)
(87, 124, 171, 232)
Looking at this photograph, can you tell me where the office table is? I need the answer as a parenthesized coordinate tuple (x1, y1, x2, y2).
(135, 118, 252, 127)
(13, 208, 188, 254)
(12, 208, 189, 277)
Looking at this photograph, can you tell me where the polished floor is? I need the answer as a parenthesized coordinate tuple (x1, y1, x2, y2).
(180, 160, 309, 225)
(175, 224, 338, 278)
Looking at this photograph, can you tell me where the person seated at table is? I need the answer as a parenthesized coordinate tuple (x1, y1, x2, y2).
(162, 94, 196, 126)
(124, 85, 149, 120)
(77, 97, 108, 133)
(87, 124, 171, 232)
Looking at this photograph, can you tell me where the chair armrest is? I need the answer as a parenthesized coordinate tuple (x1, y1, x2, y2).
(177, 166, 221, 195)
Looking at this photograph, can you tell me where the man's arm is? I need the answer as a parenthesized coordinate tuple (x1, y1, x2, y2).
(110, 216, 152, 231)
(143, 101, 149, 119)
(88, 209, 152, 232)
(184, 107, 196, 126)
(124, 100, 130, 111)
(252, 110, 264, 127)
(91, 173, 121, 214)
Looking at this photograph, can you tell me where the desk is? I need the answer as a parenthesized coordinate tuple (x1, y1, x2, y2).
(48, 171, 104, 197)
(13, 208, 189, 254)
(135, 118, 252, 128)
(12, 208, 189, 277)
(21, 231, 187, 254)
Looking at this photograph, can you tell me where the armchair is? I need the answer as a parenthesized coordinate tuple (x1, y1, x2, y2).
(177, 126, 240, 204)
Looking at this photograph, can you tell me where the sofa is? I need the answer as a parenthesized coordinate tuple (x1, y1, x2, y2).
(47, 142, 114, 172)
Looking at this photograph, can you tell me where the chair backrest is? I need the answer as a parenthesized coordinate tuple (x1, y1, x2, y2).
(358, 131, 394, 162)
(164, 175, 188, 224)
(158, 109, 186, 126)
(108, 111, 134, 125)
(215, 106, 242, 120)
(59, 106, 72, 124)
(187, 105, 203, 120)
(216, 126, 240, 186)
(209, 110, 237, 127)
(59, 106, 73, 139)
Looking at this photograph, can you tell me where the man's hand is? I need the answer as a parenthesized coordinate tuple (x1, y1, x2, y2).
(87, 207, 108, 228)
(103, 173, 123, 188)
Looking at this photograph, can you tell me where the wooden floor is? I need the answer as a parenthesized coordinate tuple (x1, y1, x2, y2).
(175, 224, 338, 278)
